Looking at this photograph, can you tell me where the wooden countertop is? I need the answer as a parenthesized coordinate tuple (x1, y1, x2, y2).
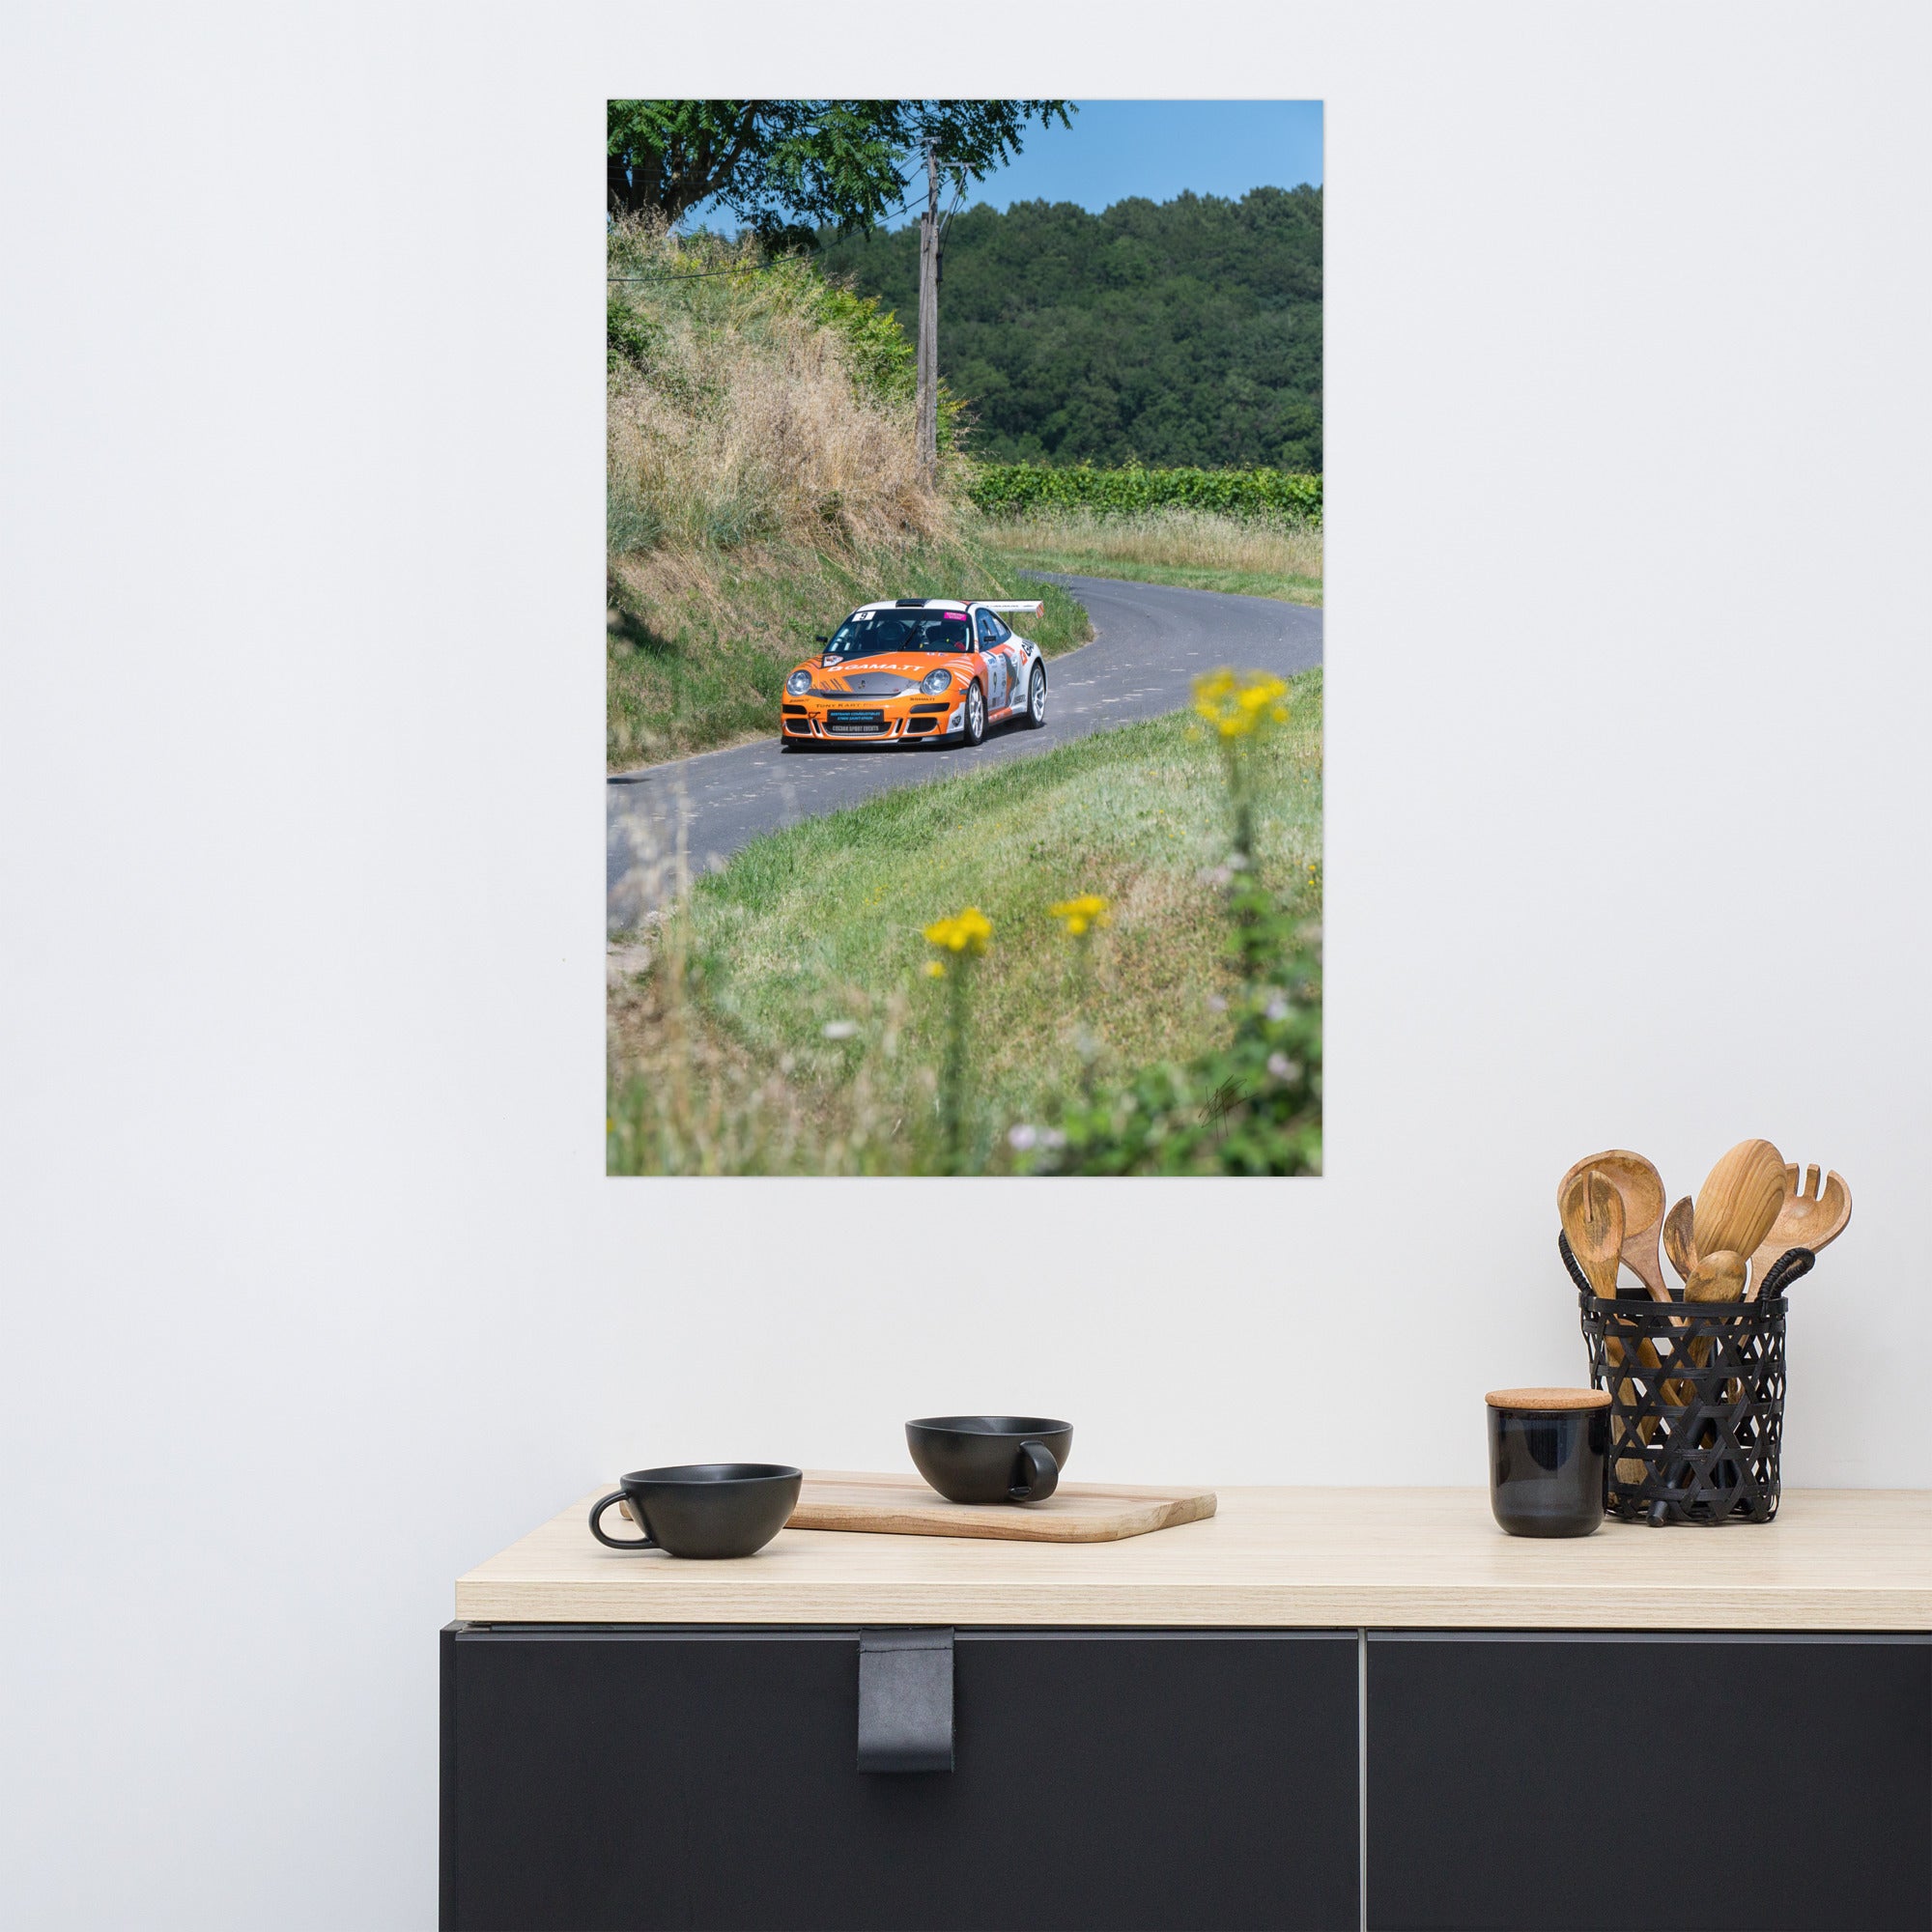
(454, 1482, 1932, 1631)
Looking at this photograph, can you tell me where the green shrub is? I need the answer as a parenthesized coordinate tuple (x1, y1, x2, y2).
(606, 295, 658, 372)
(967, 464, 1321, 526)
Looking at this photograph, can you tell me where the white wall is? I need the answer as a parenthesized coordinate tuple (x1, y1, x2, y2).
(5, 2, 1928, 1925)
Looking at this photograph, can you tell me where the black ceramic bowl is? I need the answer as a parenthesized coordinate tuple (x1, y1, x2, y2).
(1485, 1390, 1607, 1539)
(587, 1462, 802, 1558)
(906, 1416, 1073, 1505)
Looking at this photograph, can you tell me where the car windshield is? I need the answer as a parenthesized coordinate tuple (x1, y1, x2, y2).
(824, 609, 970, 661)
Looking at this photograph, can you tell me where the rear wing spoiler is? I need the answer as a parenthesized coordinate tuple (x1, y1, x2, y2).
(982, 601, 1044, 616)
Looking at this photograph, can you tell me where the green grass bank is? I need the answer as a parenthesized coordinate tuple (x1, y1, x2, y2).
(972, 505, 1323, 606)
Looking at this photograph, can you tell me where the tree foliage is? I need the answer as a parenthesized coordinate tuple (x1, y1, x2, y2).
(608, 99, 1073, 251)
(816, 187, 1322, 469)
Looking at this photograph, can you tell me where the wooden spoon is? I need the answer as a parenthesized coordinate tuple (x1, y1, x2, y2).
(1747, 1165, 1852, 1298)
(1557, 1151, 1669, 1301)
(1677, 1247, 1748, 1405)
(1559, 1168, 1624, 1297)
(1692, 1139, 1787, 1268)
(1683, 1248, 1746, 1304)
(1662, 1196, 1698, 1285)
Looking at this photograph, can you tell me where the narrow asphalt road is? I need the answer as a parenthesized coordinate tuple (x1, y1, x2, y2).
(607, 574, 1322, 928)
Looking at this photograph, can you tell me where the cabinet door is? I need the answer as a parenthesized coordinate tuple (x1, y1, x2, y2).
(1366, 1632, 1931, 1931)
(442, 1625, 1359, 1932)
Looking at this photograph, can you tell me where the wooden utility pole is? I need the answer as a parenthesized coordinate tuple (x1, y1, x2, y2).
(916, 138, 941, 482)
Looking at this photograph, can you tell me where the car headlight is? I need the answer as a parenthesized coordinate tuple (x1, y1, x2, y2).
(920, 668, 953, 695)
(785, 669, 814, 696)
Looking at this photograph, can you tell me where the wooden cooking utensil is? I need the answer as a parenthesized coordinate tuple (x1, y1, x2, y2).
(1557, 1151, 1669, 1301)
(1684, 1249, 1746, 1304)
(1662, 1196, 1698, 1285)
(1559, 1168, 1624, 1296)
(1747, 1165, 1852, 1299)
(1667, 1248, 1747, 1406)
(1560, 1170, 1652, 1482)
(1691, 1139, 1787, 1270)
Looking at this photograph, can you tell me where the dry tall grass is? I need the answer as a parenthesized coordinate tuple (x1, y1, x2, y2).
(974, 504, 1323, 582)
(607, 218, 953, 603)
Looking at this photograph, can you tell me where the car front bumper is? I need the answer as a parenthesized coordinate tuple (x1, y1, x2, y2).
(781, 696, 965, 743)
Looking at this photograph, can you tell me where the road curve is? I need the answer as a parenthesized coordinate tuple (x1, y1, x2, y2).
(607, 574, 1322, 928)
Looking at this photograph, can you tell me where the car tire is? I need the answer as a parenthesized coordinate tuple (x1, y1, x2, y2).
(780, 734, 803, 753)
(1021, 663, 1047, 729)
(962, 681, 986, 747)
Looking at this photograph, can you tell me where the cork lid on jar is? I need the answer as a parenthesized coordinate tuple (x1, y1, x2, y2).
(1485, 1386, 1611, 1411)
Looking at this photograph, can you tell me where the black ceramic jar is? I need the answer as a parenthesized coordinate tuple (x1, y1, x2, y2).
(1485, 1387, 1609, 1538)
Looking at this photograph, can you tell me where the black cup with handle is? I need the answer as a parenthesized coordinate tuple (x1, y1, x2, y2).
(905, 1416, 1072, 1505)
(587, 1463, 803, 1558)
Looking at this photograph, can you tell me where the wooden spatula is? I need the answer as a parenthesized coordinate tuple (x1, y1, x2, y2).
(1692, 1140, 1786, 1270)
(1560, 1170, 1649, 1483)
(1557, 1151, 1669, 1301)
(1560, 1168, 1625, 1296)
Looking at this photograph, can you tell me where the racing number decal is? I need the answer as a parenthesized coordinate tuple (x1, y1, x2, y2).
(987, 648, 1009, 711)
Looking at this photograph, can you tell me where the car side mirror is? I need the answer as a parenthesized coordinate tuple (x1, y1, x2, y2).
(812, 634, 829, 644)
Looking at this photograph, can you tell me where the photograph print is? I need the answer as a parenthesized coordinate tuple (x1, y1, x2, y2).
(606, 99, 1323, 1176)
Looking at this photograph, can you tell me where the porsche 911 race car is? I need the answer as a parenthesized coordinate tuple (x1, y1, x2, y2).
(779, 599, 1049, 750)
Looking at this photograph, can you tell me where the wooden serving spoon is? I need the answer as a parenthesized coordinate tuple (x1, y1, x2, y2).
(1747, 1165, 1852, 1299)
(1676, 1247, 1749, 1406)
(1684, 1248, 1746, 1304)
(1692, 1139, 1787, 1269)
(1557, 1151, 1669, 1301)
(1658, 1202, 1709, 1403)
(1662, 1197, 1698, 1285)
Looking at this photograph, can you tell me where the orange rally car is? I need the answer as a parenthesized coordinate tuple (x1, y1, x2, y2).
(780, 599, 1049, 751)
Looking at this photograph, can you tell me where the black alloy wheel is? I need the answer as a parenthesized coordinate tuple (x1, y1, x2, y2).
(1022, 663, 1047, 729)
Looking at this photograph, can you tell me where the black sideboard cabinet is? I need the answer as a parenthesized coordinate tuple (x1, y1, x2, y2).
(441, 1623, 1930, 1932)
(442, 1626, 1360, 1931)
(1367, 1632, 1932, 1932)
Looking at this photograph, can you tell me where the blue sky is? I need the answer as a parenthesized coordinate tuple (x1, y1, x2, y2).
(684, 100, 1321, 235)
(921, 100, 1322, 223)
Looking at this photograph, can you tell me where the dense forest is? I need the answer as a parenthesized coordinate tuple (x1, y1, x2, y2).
(812, 185, 1321, 471)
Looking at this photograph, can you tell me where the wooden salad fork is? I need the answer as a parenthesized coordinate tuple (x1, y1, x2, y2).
(1747, 1165, 1852, 1299)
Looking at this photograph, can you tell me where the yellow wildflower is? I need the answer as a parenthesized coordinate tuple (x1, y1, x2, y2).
(1192, 668, 1291, 739)
(923, 959, 946, 979)
(1049, 894, 1112, 937)
(923, 905, 992, 958)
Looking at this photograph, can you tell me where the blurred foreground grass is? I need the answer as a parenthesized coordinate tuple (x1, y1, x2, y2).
(608, 669, 1321, 1175)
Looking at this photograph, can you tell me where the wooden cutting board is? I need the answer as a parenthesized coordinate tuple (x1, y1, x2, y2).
(785, 1470, 1217, 1544)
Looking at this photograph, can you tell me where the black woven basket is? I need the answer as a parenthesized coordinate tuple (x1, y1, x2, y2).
(1565, 1234, 1811, 1525)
